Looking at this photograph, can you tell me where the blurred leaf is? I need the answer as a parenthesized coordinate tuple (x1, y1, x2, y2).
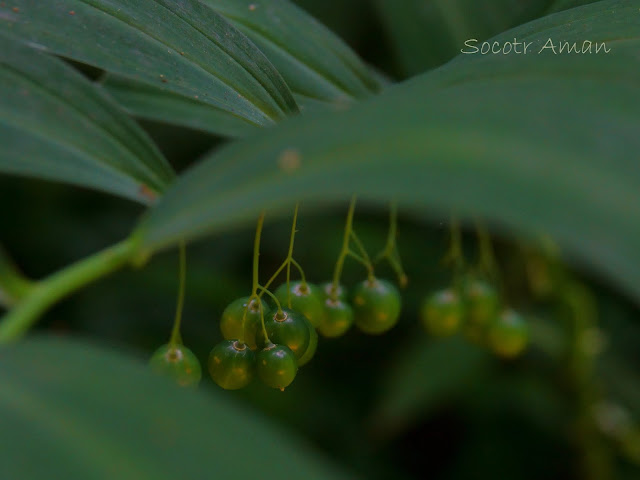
(0, 336, 351, 479)
(374, 0, 549, 75)
(0, 34, 173, 204)
(547, 0, 600, 14)
(370, 337, 491, 436)
(205, 0, 380, 101)
(134, 1, 640, 306)
(1, 0, 298, 134)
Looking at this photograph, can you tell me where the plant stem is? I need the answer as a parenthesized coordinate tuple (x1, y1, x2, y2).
(0, 246, 34, 307)
(0, 238, 136, 343)
(169, 241, 187, 346)
(331, 196, 358, 297)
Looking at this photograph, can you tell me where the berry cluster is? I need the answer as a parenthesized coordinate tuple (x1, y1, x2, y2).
(148, 202, 529, 391)
(209, 276, 402, 390)
(421, 277, 529, 358)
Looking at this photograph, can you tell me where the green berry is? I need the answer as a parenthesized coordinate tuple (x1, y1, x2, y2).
(487, 309, 529, 358)
(220, 296, 268, 350)
(274, 281, 324, 328)
(264, 308, 312, 360)
(257, 343, 298, 390)
(352, 277, 402, 335)
(298, 325, 318, 367)
(149, 343, 202, 387)
(463, 279, 500, 328)
(319, 282, 347, 301)
(421, 289, 464, 337)
(208, 340, 255, 390)
(319, 298, 353, 338)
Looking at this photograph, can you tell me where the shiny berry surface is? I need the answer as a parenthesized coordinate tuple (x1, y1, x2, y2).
(463, 279, 500, 328)
(220, 296, 268, 350)
(208, 340, 255, 390)
(319, 298, 353, 338)
(297, 325, 318, 367)
(352, 278, 401, 335)
(421, 289, 464, 337)
(488, 309, 529, 358)
(257, 343, 298, 390)
(274, 281, 324, 328)
(149, 343, 202, 387)
(263, 308, 312, 360)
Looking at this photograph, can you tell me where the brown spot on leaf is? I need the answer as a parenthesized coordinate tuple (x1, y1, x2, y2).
(277, 148, 301, 173)
(139, 184, 158, 202)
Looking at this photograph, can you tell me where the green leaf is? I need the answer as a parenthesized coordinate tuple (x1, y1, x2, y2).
(99, 75, 259, 138)
(1, 0, 298, 133)
(374, 0, 550, 75)
(99, 75, 342, 137)
(205, 0, 381, 101)
(133, 0, 640, 306)
(0, 336, 350, 479)
(0, 34, 173, 204)
(99, 0, 380, 136)
(370, 337, 491, 437)
(547, 0, 600, 14)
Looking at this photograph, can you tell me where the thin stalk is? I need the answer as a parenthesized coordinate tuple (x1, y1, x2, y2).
(169, 241, 187, 346)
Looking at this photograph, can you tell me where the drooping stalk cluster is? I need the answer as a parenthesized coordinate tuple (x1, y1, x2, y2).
(420, 218, 530, 358)
(208, 198, 406, 391)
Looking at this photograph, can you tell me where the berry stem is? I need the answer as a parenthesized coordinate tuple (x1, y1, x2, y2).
(169, 241, 187, 346)
(374, 201, 408, 287)
(251, 212, 266, 297)
(0, 237, 137, 343)
(331, 195, 358, 298)
(443, 215, 465, 272)
(257, 285, 283, 315)
(285, 203, 300, 308)
(474, 218, 498, 276)
(290, 259, 306, 286)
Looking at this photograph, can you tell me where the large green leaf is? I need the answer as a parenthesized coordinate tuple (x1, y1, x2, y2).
(0, 34, 173, 204)
(1, 0, 298, 133)
(132, 0, 640, 306)
(374, 0, 550, 75)
(0, 336, 349, 479)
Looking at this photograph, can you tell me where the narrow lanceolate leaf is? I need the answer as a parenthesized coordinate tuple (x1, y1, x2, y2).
(1, 0, 298, 133)
(0, 337, 350, 480)
(0, 34, 173, 204)
(99, 75, 259, 138)
(205, 0, 381, 101)
(134, 1, 640, 307)
(100, 0, 381, 136)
